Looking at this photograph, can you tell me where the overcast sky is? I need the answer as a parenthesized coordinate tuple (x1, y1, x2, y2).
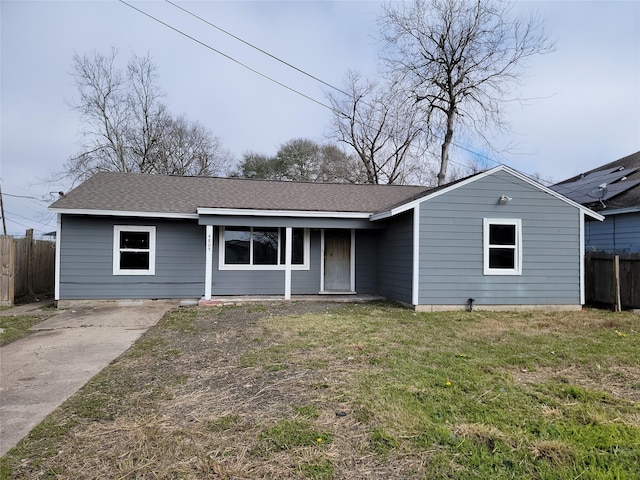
(1, 0, 639, 236)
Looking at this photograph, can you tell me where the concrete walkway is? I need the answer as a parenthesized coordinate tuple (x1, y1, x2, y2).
(0, 301, 175, 456)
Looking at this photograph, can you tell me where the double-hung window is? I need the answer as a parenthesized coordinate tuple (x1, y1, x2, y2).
(483, 219, 522, 275)
(113, 225, 156, 275)
(221, 227, 308, 269)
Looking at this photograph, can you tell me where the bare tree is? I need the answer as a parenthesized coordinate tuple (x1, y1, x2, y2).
(327, 72, 427, 184)
(381, 0, 553, 185)
(64, 49, 230, 183)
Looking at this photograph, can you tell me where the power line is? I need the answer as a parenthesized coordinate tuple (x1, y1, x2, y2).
(3, 216, 51, 235)
(4, 208, 52, 226)
(164, 0, 350, 97)
(118, 0, 333, 111)
(2, 192, 44, 201)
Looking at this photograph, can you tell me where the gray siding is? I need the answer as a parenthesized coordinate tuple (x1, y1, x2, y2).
(586, 213, 640, 253)
(293, 230, 322, 294)
(378, 211, 413, 304)
(355, 230, 379, 294)
(418, 170, 581, 306)
(60, 215, 205, 299)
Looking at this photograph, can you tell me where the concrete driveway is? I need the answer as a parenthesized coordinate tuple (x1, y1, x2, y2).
(0, 301, 176, 456)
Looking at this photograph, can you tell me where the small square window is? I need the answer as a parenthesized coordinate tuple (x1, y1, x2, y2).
(114, 226, 156, 275)
(483, 219, 521, 275)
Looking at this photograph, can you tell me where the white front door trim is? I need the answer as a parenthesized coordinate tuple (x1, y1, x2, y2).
(320, 229, 355, 293)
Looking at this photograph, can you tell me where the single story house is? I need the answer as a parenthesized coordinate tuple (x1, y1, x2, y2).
(552, 150, 640, 254)
(49, 165, 602, 311)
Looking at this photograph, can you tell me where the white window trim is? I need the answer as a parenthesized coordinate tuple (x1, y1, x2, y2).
(483, 218, 522, 276)
(218, 226, 310, 271)
(113, 225, 156, 276)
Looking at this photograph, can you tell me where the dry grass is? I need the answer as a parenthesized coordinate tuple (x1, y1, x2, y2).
(2, 302, 639, 479)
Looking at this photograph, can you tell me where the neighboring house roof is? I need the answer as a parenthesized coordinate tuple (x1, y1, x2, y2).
(49, 172, 431, 217)
(552, 151, 640, 213)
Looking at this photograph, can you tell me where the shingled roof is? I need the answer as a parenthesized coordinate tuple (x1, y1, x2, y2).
(49, 172, 433, 216)
(553, 151, 640, 212)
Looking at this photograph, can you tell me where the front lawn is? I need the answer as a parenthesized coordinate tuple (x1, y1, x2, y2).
(0, 315, 50, 346)
(2, 302, 639, 479)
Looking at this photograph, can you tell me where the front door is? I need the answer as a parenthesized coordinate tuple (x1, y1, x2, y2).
(324, 230, 351, 292)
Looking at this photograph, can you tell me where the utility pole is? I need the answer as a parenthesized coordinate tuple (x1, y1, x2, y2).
(0, 182, 7, 236)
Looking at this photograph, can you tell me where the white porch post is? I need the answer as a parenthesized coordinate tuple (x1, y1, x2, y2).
(204, 225, 213, 300)
(284, 226, 292, 300)
(579, 213, 585, 305)
(54, 213, 61, 301)
(412, 204, 420, 306)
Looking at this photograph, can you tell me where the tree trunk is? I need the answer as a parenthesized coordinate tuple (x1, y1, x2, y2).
(437, 109, 455, 186)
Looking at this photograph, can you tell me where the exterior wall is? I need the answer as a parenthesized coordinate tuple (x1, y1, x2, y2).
(60, 219, 383, 300)
(418, 170, 582, 307)
(585, 212, 640, 253)
(59, 215, 205, 299)
(355, 230, 379, 294)
(377, 211, 413, 304)
(294, 230, 322, 294)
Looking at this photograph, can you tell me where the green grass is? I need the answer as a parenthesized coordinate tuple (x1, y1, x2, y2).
(258, 419, 332, 452)
(0, 315, 48, 346)
(251, 304, 640, 478)
(2, 303, 639, 479)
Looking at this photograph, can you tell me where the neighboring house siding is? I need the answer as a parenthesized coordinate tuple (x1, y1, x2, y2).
(586, 212, 640, 253)
(377, 211, 413, 304)
(355, 230, 379, 294)
(59, 215, 205, 299)
(418, 170, 581, 306)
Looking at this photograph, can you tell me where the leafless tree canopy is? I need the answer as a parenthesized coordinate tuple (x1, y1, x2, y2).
(381, 0, 553, 185)
(326, 72, 428, 185)
(64, 49, 231, 184)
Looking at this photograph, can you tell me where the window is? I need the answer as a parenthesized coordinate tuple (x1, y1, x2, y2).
(220, 227, 309, 270)
(483, 219, 521, 275)
(113, 226, 156, 275)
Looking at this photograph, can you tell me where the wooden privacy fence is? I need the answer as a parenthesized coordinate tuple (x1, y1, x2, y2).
(0, 230, 56, 306)
(585, 252, 640, 310)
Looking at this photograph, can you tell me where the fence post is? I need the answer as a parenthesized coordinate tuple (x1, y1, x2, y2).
(1, 236, 15, 305)
(614, 255, 621, 312)
(26, 229, 35, 297)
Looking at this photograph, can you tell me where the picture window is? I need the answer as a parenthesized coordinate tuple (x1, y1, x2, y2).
(220, 227, 309, 270)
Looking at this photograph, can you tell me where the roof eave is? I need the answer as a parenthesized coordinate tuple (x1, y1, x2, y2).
(197, 207, 372, 219)
(599, 206, 640, 216)
(49, 207, 199, 219)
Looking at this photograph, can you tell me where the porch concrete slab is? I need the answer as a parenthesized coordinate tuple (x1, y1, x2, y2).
(0, 302, 175, 456)
(198, 294, 384, 306)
